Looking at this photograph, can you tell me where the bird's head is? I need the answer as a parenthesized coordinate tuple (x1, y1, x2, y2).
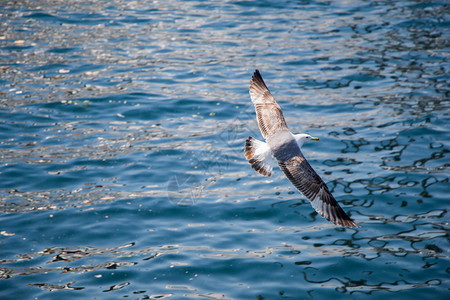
(294, 133, 319, 148)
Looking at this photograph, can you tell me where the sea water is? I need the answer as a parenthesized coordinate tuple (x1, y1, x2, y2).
(0, 1, 448, 299)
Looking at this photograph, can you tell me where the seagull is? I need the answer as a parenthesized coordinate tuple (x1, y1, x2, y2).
(245, 70, 358, 228)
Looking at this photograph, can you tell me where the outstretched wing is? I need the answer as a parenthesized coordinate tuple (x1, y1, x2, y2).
(279, 154, 358, 228)
(249, 70, 289, 139)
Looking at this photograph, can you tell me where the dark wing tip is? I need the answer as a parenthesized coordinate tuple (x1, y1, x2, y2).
(329, 202, 359, 228)
(335, 215, 359, 228)
(344, 218, 360, 228)
(250, 69, 268, 90)
(327, 204, 359, 228)
(317, 199, 359, 229)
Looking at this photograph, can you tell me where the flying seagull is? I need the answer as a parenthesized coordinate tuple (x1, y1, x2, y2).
(245, 70, 358, 228)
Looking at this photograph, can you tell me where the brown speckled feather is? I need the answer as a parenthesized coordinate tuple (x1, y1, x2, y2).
(279, 155, 358, 228)
(249, 70, 289, 139)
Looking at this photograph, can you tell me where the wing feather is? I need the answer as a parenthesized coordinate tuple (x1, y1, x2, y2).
(249, 70, 289, 139)
(279, 155, 358, 228)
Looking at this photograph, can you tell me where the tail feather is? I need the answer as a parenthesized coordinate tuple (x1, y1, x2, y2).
(244, 136, 275, 177)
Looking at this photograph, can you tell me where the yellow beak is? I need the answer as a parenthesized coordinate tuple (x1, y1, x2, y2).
(311, 137, 319, 141)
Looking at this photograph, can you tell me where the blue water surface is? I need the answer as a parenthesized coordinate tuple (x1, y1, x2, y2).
(0, 0, 449, 299)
